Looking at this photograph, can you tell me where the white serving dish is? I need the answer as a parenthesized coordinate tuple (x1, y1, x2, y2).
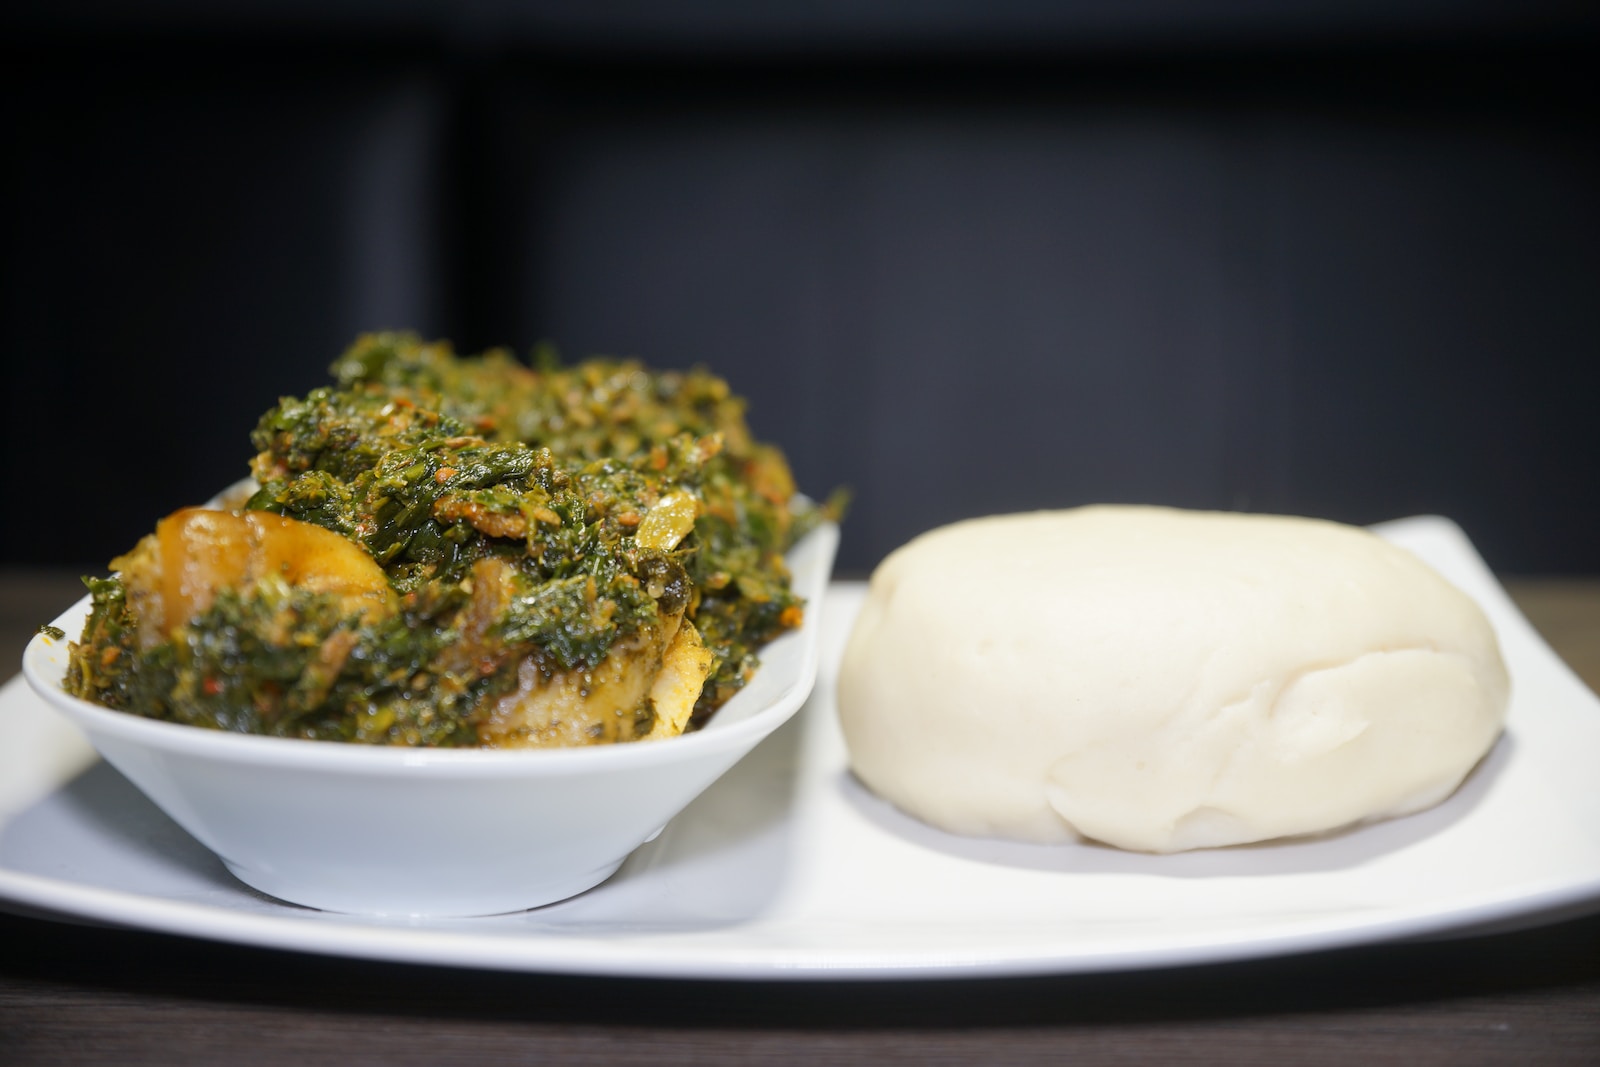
(19, 524, 838, 918)
(2, 516, 1598, 980)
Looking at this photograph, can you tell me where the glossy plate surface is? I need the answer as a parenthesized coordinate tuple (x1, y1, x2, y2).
(3, 517, 1598, 978)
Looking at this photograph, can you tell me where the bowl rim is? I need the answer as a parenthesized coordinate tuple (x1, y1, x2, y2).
(22, 523, 837, 778)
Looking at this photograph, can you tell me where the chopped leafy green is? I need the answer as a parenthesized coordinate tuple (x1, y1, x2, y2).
(66, 333, 842, 746)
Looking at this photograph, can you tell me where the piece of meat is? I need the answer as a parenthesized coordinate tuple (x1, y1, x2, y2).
(643, 619, 715, 740)
(112, 508, 394, 649)
(477, 610, 713, 748)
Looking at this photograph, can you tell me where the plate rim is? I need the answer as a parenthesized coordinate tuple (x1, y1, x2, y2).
(3, 831, 1598, 981)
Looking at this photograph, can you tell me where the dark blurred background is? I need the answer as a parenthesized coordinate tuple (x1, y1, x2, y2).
(2, 1, 1597, 577)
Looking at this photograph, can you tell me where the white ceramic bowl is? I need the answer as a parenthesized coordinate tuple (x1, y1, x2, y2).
(23, 524, 837, 917)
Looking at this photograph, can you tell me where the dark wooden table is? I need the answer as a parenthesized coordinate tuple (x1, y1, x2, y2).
(3, 570, 1598, 1065)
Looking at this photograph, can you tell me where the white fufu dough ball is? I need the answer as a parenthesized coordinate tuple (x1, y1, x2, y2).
(836, 506, 1509, 853)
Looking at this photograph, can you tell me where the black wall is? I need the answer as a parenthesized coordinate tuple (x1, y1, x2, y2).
(3, 3, 1597, 575)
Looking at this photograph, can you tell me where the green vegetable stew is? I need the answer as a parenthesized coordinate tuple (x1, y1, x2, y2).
(65, 333, 842, 747)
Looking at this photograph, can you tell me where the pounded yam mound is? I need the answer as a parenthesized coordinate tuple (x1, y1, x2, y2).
(837, 506, 1509, 853)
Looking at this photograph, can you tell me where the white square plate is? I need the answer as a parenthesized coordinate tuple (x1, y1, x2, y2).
(2, 516, 1598, 979)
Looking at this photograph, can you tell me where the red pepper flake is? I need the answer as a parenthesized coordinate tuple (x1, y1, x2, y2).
(435, 467, 457, 483)
(203, 676, 224, 696)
